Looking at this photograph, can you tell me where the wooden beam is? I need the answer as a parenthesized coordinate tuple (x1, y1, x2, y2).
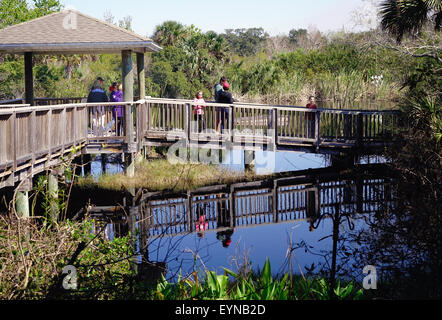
(122, 50, 134, 102)
(24, 52, 34, 106)
(137, 52, 145, 100)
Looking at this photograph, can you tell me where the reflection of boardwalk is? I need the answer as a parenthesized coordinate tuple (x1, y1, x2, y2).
(88, 164, 393, 241)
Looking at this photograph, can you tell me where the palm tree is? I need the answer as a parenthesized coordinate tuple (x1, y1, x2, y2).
(379, 0, 442, 42)
(152, 21, 187, 47)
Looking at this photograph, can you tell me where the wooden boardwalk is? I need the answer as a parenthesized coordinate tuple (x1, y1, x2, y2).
(0, 97, 401, 190)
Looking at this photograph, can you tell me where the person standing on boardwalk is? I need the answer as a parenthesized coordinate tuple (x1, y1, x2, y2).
(87, 79, 109, 136)
(193, 90, 206, 133)
(215, 77, 228, 132)
(305, 95, 317, 139)
(214, 76, 228, 103)
(217, 82, 234, 132)
(110, 83, 124, 136)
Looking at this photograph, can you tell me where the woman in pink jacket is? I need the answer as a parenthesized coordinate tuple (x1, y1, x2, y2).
(193, 91, 206, 133)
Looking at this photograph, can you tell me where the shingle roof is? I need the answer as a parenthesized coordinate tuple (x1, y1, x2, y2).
(0, 9, 162, 54)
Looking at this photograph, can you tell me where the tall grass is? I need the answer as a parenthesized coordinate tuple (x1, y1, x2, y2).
(76, 158, 264, 192)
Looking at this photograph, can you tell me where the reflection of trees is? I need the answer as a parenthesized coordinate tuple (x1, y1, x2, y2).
(349, 177, 442, 298)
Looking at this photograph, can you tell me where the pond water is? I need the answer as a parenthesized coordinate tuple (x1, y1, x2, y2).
(79, 149, 389, 284)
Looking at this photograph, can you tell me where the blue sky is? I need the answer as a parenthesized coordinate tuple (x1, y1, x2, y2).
(62, 0, 379, 38)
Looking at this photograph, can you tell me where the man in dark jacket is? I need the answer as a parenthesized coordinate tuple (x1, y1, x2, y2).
(217, 82, 234, 132)
(87, 79, 108, 136)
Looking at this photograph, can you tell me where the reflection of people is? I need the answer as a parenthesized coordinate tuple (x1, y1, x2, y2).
(195, 203, 208, 238)
(215, 194, 234, 248)
(217, 228, 234, 248)
(305, 96, 317, 139)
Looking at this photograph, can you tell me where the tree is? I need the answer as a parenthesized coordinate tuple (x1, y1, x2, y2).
(0, 0, 62, 29)
(152, 21, 187, 47)
(222, 28, 268, 56)
(379, 0, 442, 43)
(288, 28, 307, 45)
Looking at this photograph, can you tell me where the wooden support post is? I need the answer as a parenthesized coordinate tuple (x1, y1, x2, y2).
(122, 50, 134, 143)
(16, 191, 30, 219)
(48, 173, 59, 223)
(122, 50, 136, 176)
(24, 52, 34, 106)
(16, 178, 32, 219)
(244, 150, 255, 172)
(124, 152, 135, 178)
(128, 206, 139, 274)
(82, 154, 92, 176)
(137, 53, 145, 100)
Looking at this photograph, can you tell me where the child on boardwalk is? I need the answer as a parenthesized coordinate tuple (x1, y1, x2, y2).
(193, 91, 206, 133)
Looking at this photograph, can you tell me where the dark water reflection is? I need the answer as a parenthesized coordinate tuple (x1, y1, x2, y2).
(74, 162, 395, 288)
(18, 144, 435, 299)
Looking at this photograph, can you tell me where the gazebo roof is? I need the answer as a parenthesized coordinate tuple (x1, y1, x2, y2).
(0, 9, 162, 54)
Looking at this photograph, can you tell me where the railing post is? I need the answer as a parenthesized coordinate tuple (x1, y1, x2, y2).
(187, 191, 193, 232)
(185, 103, 190, 146)
(147, 101, 151, 132)
(272, 108, 278, 151)
(30, 109, 36, 169)
(356, 113, 363, 148)
(315, 110, 321, 151)
(61, 106, 66, 154)
(273, 179, 279, 223)
(230, 105, 234, 143)
(47, 108, 52, 163)
(229, 185, 236, 228)
(11, 110, 16, 173)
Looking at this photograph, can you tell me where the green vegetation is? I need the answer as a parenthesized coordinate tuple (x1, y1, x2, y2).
(155, 259, 363, 300)
(0, 216, 363, 300)
(0, 0, 434, 107)
(76, 157, 263, 192)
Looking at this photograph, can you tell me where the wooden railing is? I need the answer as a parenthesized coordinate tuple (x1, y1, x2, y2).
(34, 97, 86, 106)
(140, 98, 401, 150)
(0, 101, 141, 189)
(0, 98, 86, 106)
(0, 96, 401, 190)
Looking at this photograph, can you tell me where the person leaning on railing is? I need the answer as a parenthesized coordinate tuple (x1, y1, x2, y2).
(87, 79, 109, 136)
(217, 82, 235, 132)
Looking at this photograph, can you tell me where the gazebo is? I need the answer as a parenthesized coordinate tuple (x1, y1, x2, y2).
(0, 9, 162, 105)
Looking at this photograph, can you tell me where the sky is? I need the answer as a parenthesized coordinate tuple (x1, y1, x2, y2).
(62, 0, 380, 38)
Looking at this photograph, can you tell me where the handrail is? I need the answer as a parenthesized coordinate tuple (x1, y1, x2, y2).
(144, 97, 401, 115)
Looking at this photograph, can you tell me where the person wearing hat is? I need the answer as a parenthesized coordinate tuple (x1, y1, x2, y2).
(217, 82, 234, 132)
(214, 76, 228, 103)
(87, 79, 109, 136)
